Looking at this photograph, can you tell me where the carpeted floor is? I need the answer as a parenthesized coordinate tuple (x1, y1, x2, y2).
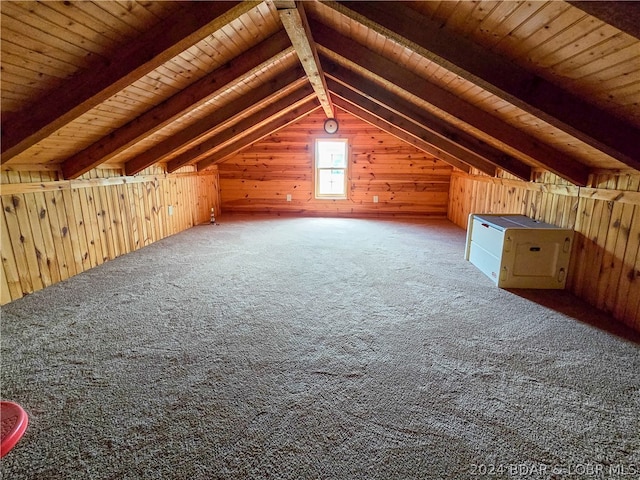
(1, 216, 639, 479)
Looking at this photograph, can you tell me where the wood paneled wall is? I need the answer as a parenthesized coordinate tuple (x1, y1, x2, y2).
(448, 170, 640, 330)
(1, 166, 220, 305)
(219, 109, 452, 218)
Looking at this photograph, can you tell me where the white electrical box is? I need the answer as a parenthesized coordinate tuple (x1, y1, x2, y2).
(465, 214, 573, 289)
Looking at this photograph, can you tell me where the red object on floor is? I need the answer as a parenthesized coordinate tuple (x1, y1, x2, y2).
(1, 401, 29, 457)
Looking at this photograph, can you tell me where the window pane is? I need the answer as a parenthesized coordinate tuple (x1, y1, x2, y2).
(317, 141, 347, 168)
(318, 169, 345, 195)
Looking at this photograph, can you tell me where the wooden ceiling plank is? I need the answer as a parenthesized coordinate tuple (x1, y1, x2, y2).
(324, 60, 531, 180)
(0, 24, 86, 68)
(0, 71, 49, 100)
(0, 9, 97, 60)
(473, 1, 525, 49)
(277, 1, 334, 118)
(41, 1, 137, 45)
(568, 44, 640, 84)
(202, 28, 242, 62)
(491, 1, 563, 54)
(60, 30, 293, 179)
(196, 101, 321, 171)
(64, 1, 141, 38)
(563, 28, 634, 76)
(568, 1, 640, 39)
(533, 19, 620, 71)
(326, 76, 499, 178)
(0, 2, 115, 55)
(332, 97, 470, 174)
(452, 0, 495, 38)
(167, 85, 316, 172)
(1, 1, 260, 162)
(0, 50, 76, 83)
(124, 67, 307, 176)
(311, 18, 591, 186)
(329, 1, 640, 170)
(95, 1, 159, 30)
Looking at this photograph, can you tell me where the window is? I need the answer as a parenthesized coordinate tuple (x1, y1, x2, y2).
(315, 138, 348, 199)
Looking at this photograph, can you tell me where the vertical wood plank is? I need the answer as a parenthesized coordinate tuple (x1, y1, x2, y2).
(607, 176, 640, 318)
(89, 180, 110, 263)
(568, 193, 595, 293)
(77, 186, 103, 266)
(113, 183, 127, 253)
(143, 181, 157, 244)
(0, 204, 24, 300)
(182, 177, 191, 229)
(624, 244, 640, 328)
(136, 182, 150, 247)
(1, 194, 38, 294)
(62, 188, 88, 273)
(581, 176, 617, 301)
(20, 172, 55, 287)
(183, 177, 192, 229)
(0, 261, 13, 304)
(593, 176, 623, 310)
(48, 188, 76, 278)
(135, 182, 148, 248)
(153, 178, 165, 240)
(170, 177, 179, 230)
(598, 175, 630, 310)
(40, 187, 68, 282)
(104, 178, 121, 258)
(126, 183, 141, 251)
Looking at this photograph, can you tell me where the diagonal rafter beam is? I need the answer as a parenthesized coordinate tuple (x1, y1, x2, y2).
(277, 1, 334, 118)
(326, 75, 500, 178)
(167, 84, 316, 172)
(61, 30, 294, 179)
(331, 97, 470, 174)
(309, 18, 591, 186)
(124, 67, 307, 176)
(323, 58, 529, 179)
(196, 100, 321, 171)
(1, 1, 260, 162)
(328, 1, 640, 171)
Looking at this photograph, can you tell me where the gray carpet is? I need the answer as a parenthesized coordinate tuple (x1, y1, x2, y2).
(1, 216, 639, 480)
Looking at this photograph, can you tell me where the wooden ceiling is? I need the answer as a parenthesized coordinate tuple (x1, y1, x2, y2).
(1, 1, 639, 187)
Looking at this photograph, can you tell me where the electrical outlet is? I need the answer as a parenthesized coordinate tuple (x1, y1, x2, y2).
(286, 194, 292, 202)
(373, 195, 379, 203)
(168, 205, 174, 216)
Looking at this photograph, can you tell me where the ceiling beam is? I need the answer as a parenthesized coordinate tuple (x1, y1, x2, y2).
(277, 1, 334, 118)
(61, 31, 294, 179)
(332, 98, 470, 174)
(323, 59, 530, 180)
(326, 76, 500, 178)
(1, 1, 260, 162)
(568, 1, 640, 39)
(124, 67, 307, 176)
(197, 101, 321, 171)
(310, 18, 591, 186)
(328, 1, 640, 171)
(167, 85, 316, 172)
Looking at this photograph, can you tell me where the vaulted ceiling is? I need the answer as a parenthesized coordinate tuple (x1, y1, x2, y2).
(1, 1, 639, 187)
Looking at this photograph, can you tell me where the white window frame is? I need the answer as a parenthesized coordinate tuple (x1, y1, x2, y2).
(314, 138, 349, 200)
